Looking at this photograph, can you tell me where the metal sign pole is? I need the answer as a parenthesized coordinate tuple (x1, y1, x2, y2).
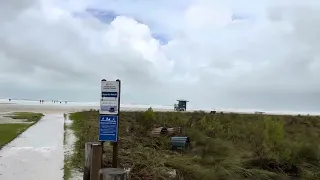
(112, 79, 121, 168)
(100, 79, 106, 168)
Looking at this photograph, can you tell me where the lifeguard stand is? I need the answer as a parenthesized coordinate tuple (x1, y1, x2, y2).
(174, 99, 189, 111)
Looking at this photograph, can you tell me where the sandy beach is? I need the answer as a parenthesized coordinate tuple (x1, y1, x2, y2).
(0, 103, 98, 114)
(0, 98, 176, 114)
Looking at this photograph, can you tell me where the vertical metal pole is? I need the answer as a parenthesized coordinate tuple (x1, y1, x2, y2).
(112, 79, 121, 168)
(101, 79, 107, 168)
(101, 141, 104, 168)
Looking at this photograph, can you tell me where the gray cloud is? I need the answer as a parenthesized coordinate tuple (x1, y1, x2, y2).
(1, 0, 320, 112)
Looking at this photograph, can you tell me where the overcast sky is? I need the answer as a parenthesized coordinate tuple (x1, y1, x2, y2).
(1, 0, 320, 111)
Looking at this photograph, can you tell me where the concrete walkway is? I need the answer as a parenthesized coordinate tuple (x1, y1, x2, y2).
(0, 114, 64, 180)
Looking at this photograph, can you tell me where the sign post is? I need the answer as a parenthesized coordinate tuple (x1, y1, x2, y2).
(99, 79, 121, 168)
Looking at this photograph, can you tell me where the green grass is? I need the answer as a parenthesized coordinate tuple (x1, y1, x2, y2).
(0, 112, 44, 148)
(68, 109, 320, 180)
(0, 124, 32, 147)
(63, 160, 72, 180)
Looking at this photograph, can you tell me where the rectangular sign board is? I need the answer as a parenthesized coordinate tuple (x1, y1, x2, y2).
(100, 80, 120, 115)
(99, 115, 118, 142)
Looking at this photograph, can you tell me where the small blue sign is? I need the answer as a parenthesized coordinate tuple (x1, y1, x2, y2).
(99, 115, 118, 142)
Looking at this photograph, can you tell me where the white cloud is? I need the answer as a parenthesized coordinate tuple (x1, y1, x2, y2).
(1, 0, 320, 111)
(184, 1, 233, 29)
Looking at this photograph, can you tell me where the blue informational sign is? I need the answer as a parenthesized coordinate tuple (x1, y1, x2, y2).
(99, 115, 118, 142)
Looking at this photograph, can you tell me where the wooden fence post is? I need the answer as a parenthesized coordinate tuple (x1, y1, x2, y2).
(83, 142, 103, 180)
(84, 142, 93, 180)
(90, 143, 102, 180)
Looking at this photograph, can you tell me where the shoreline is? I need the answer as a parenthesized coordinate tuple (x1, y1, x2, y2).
(0, 103, 319, 116)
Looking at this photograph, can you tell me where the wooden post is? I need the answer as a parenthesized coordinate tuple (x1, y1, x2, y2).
(112, 142, 118, 168)
(84, 142, 93, 180)
(90, 143, 103, 180)
(100, 168, 127, 180)
(83, 142, 102, 180)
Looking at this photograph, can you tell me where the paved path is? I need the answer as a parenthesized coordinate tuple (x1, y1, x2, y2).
(0, 114, 64, 180)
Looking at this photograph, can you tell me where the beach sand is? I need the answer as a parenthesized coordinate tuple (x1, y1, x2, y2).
(0, 103, 99, 114)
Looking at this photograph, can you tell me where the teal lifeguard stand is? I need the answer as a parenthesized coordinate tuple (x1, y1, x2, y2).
(174, 99, 189, 111)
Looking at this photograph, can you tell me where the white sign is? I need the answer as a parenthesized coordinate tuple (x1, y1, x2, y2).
(100, 80, 120, 115)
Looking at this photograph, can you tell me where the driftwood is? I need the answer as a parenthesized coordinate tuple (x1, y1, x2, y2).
(149, 127, 182, 137)
(167, 127, 182, 135)
(100, 168, 127, 180)
(83, 142, 103, 180)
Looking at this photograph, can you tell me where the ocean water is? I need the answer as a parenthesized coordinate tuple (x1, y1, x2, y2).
(0, 98, 318, 115)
